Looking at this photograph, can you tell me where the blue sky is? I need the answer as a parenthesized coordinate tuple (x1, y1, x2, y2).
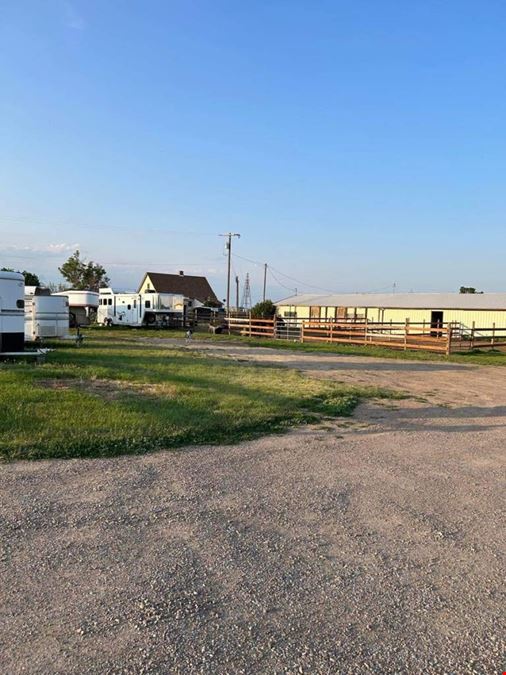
(1, 1, 506, 300)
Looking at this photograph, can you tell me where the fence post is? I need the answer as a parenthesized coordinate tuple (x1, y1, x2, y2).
(272, 317, 276, 339)
(471, 321, 475, 350)
(301, 321, 305, 344)
(492, 322, 496, 348)
(329, 320, 333, 344)
(404, 318, 409, 350)
(249, 312, 252, 338)
(446, 323, 452, 356)
(364, 317, 368, 344)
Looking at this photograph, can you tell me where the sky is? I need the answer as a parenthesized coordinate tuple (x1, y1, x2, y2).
(1, 0, 506, 302)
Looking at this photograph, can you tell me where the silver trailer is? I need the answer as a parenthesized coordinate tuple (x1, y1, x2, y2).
(0, 271, 25, 353)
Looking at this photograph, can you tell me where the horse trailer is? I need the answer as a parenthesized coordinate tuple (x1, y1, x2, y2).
(97, 288, 190, 327)
(24, 289, 70, 341)
(0, 271, 25, 353)
(53, 290, 99, 327)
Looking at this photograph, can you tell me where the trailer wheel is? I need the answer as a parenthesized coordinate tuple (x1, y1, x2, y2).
(144, 313, 156, 325)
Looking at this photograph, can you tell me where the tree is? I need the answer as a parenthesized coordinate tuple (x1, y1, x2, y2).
(1, 267, 41, 287)
(22, 270, 41, 286)
(251, 299, 276, 318)
(459, 286, 483, 294)
(203, 297, 222, 308)
(58, 250, 110, 291)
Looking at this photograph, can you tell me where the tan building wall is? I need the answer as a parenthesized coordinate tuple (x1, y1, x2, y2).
(277, 303, 506, 329)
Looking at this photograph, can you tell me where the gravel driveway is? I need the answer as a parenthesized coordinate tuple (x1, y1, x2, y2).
(1, 342, 505, 674)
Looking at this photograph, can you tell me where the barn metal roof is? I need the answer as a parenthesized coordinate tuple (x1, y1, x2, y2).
(276, 292, 506, 311)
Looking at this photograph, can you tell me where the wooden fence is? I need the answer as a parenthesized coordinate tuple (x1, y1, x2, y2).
(224, 316, 506, 354)
(449, 323, 506, 352)
(301, 320, 451, 353)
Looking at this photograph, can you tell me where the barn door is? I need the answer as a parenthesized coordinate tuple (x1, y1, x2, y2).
(431, 311, 444, 337)
(310, 306, 320, 321)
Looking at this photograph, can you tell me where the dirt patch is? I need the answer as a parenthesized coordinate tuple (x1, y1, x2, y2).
(39, 378, 177, 401)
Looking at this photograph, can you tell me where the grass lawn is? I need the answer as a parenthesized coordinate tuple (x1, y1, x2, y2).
(0, 334, 401, 461)
(83, 325, 506, 367)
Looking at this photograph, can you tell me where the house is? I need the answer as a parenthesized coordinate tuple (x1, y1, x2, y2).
(276, 292, 506, 333)
(138, 271, 221, 306)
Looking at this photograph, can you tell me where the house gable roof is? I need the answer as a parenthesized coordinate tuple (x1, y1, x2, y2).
(139, 272, 220, 304)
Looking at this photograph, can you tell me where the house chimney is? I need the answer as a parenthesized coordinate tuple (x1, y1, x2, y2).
(179, 270, 184, 276)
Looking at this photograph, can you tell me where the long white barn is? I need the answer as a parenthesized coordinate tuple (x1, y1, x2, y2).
(276, 292, 506, 329)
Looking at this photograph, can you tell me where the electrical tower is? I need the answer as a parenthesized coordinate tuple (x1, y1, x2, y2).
(242, 273, 252, 310)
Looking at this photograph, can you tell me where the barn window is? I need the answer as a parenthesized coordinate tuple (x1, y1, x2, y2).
(310, 306, 320, 320)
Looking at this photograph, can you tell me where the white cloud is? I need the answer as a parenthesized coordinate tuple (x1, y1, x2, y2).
(0, 243, 79, 259)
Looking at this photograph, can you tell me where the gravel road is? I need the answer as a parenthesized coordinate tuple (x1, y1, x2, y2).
(1, 342, 505, 674)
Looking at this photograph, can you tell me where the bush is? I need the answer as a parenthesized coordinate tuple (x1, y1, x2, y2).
(251, 300, 276, 319)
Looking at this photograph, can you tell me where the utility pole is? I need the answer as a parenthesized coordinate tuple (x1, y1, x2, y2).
(219, 232, 240, 314)
(235, 275, 240, 311)
(263, 263, 267, 302)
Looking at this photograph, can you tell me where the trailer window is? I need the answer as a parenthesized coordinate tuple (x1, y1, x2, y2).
(127, 304, 131, 310)
(16, 299, 25, 309)
(145, 300, 151, 308)
(108, 299, 112, 305)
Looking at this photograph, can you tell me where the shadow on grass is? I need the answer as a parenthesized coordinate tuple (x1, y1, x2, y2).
(2, 344, 392, 461)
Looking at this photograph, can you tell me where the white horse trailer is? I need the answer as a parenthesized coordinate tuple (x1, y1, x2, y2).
(53, 290, 99, 326)
(24, 292, 70, 341)
(0, 271, 25, 353)
(97, 288, 190, 327)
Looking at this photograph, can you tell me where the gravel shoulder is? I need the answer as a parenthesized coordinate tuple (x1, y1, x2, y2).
(1, 341, 505, 674)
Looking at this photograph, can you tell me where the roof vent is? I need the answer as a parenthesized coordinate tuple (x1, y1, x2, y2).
(179, 270, 184, 276)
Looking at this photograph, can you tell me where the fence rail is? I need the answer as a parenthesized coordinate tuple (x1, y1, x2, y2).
(223, 316, 506, 354)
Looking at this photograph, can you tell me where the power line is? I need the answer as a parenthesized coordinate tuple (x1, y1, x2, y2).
(267, 267, 297, 294)
(233, 252, 336, 294)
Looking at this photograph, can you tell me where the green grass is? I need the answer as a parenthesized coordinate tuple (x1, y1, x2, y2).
(0, 334, 401, 461)
(83, 324, 506, 366)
